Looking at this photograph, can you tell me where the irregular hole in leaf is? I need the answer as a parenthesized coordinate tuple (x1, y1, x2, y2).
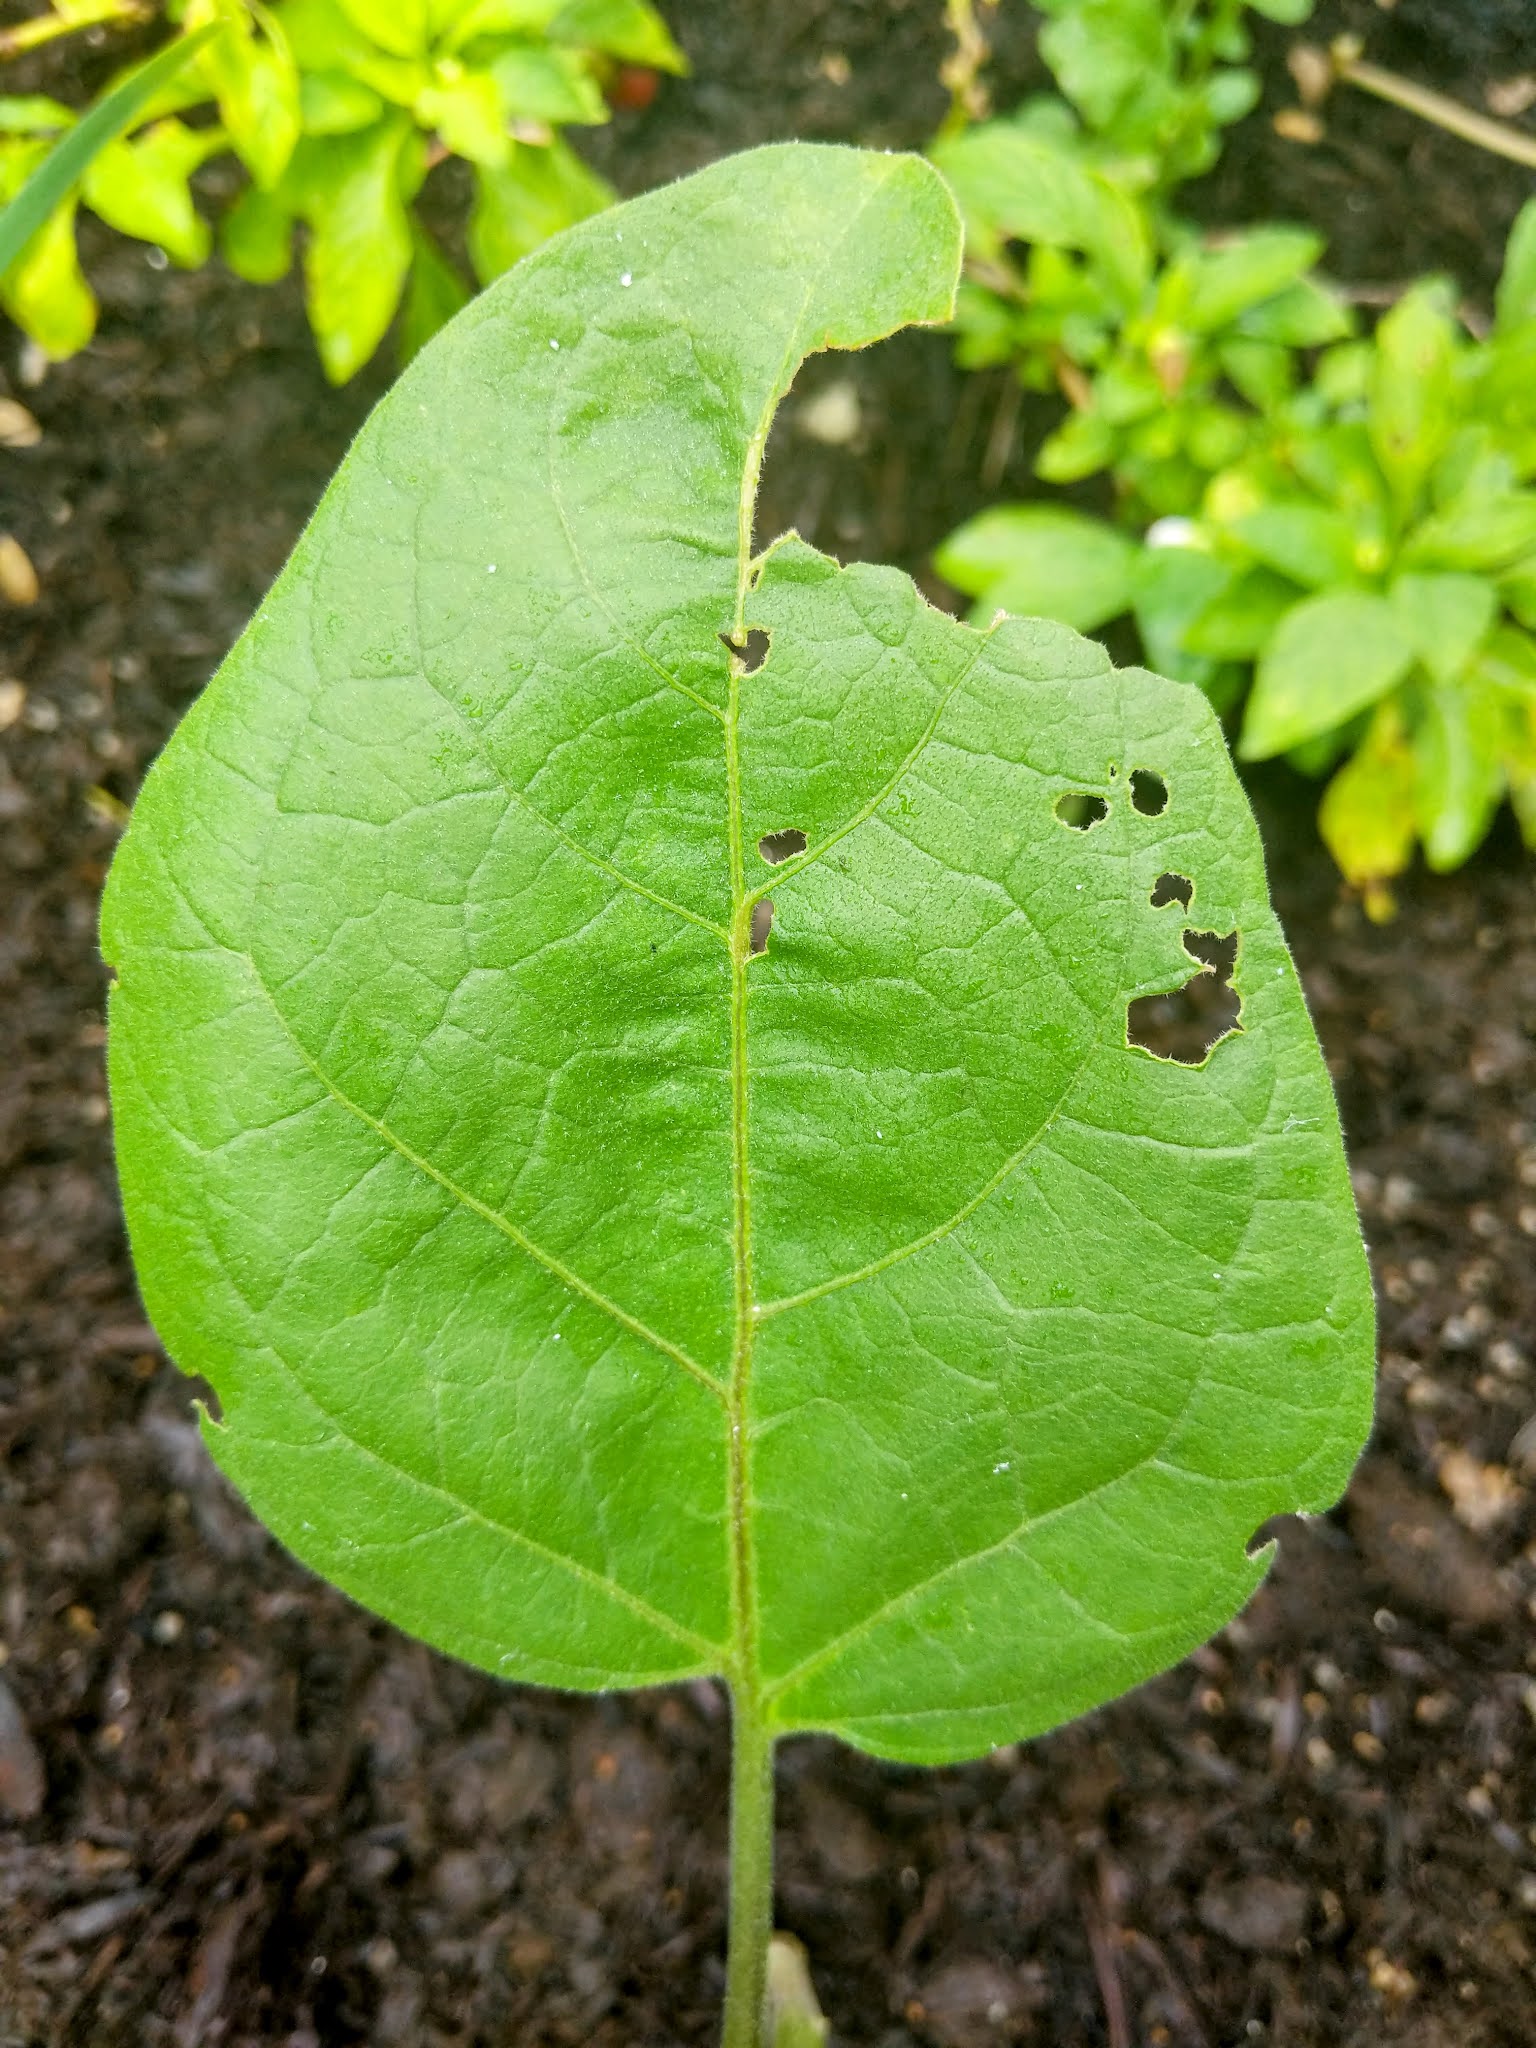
(1054, 791, 1109, 831)
(1126, 928, 1241, 1065)
(750, 899, 774, 955)
(721, 627, 771, 673)
(1130, 768, 1169, 816)
(1150, 871, 1193, 910)
(758, 827, 808, 865)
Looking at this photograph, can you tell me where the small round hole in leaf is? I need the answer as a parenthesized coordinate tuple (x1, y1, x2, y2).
(1054, 792, 1109, 832)
(1130, 769, 1169, 816)
(750, 899, 774, 954)
(720, 628, 770, 673)
(758, 828, 808, 865)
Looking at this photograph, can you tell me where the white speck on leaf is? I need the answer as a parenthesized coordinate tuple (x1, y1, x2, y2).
(550, 339, 560, 350)
(620, 272, 632, 287)
(993, 1461, 1010, 1474)
(487, 564, 496, 574)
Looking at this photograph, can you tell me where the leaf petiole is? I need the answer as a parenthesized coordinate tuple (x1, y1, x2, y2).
(722, 1684, 778, 2048)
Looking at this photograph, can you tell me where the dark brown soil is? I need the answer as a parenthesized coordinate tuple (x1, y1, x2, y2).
(3, 4, 1536, 2044)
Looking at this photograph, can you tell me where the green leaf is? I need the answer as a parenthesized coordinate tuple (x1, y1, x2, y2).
(0, 22, 221, 279)
(195, 7, 301, 190)
(466, 135, 610, 283)
(1129, 542, 1230, 685)
(299, 70, 386, 132)
(1495, 195, 1536, 335)
(417, 64, 510, 164)
(1403, 491, 1536, 573)
(1182, 227, 1324, 333)
(103, 144, 1372, 1771)
(0, 179, 96, 357)
(82, 117, 224, 268)
(299, 119, 421, 382)
(1499, 561, 1536, 634)
(1368, 278, 1459, 513)
(220, 181, 293, 283)
(335, 0, 431, 55)
(278, 0, 429, 103)
(934, 505, 1137, 633)
(1230, 500, 1359, 591)
(1389, 572, 1496, 685)
(398, 215, 471, 363)
(550, 0, 688, 72)
(489, 43, 607, 124)
(1232, 274, 1351, 348)
(1414, 680, 1505, 871)
(1318, 708, 1418, 906)
(1245, 0, 1315, 21)
(1474, 622, 1536, 700)
(1039, 0, 1167, 133)
(1240, 590, 1416, 760)
(1035, 405, 1115, 483)
(0, 97, 75, 136)
(930, 124, 1149, 303)
(1183, 566, 1297, 661)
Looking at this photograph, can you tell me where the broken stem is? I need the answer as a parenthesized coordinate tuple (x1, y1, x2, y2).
(721, 1683, 777, 2048)
(1331, 38, 1536, 172)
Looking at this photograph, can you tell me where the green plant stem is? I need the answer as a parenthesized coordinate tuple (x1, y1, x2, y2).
(721, 1684, 777, 2048)
(0, 0, 148, 60)
(1332, 41, 1536, 172)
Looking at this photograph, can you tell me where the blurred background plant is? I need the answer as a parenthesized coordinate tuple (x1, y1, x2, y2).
(0, 0, 685, 383)
(932, 0, 1536, 914)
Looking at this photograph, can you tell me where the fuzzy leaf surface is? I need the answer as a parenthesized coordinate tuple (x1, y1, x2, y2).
(104, 143, 1373, 1764)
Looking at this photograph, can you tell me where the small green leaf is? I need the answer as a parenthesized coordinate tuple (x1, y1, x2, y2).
(550, 0, 689, 72)
(934, 505, 1137, 633)
(299, 120, 421, 383)
(0, 97, 75, 136)
(1035, 406, 1115, 483)
(299, 70, 386, 133)
(1474, 622, 1536, 700)
(1245, 0, 1314, 21)
(1369, 279, 1459, 513)
(1232, 275, 1351, 348)
(1241, 590, 1416, 760)
(1318, 708, 1418, 908)
(1039, 0, 1167, 133)
(82, 118, 224, 268)
(1404, 491, 1536, 573)
(1501, 559, 1536, 633)
(1495, 196, 1536, 335)
(103, 145, 1371, 1774)
(1182, 227, 1324, 333)
(221, 182, 294, 283)
(1183, 567, 1297, 661)
(1414, 680, 1506, 871)
(466, 135, 610, 283)
(1130, 543, 1230, 685)
(490, 43, 607, 123)
(1389, 572, 1496, 685)
(930, 124, 1149, 303)
(417, 65, 510, 165)
(196, 8, 301, 190)
(1230, 501, 1359, 591)
(335, 0, 431, 56)
(0, 181, 96, 357)
(398, 215, 471, 363)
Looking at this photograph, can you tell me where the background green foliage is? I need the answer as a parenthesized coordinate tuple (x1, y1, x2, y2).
(934, 0, 1536, 912)
(0, 0, 684, 381)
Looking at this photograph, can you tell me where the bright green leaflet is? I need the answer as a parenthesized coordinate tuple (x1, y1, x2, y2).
(104, 141, 1373, 2029)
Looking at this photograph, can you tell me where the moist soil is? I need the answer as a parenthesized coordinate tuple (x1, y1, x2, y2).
(3, 2, 1536, 2043)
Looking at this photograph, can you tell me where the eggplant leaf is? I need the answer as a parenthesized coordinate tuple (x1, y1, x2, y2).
(104, 145, 1372, 1765)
